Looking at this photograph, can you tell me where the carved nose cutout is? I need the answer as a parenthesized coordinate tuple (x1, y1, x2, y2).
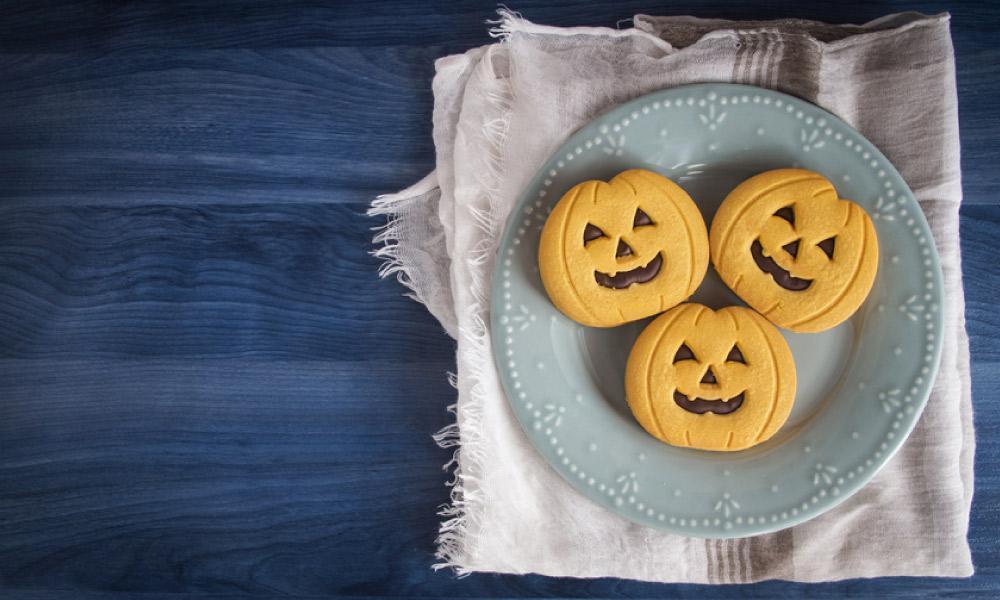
(616, 239, 633, 258)
(700, 367, 718, 385)
(782, 239, 800, 259)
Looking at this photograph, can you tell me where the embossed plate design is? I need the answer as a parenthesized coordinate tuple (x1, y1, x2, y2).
(490, 84, 943, 538)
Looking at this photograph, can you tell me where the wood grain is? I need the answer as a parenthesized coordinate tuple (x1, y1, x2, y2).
(0, 1, 997, 598)
(962, 207, 1000, 361)
(0, 203, 453, 361)
(0, 48, 438, 205)
(0, 359, 457, 596)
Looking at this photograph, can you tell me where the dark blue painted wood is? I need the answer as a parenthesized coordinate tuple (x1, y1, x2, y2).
(0, 1, 997, 598)
(0, 204, 453, 361)
(0, 48, 439, 205)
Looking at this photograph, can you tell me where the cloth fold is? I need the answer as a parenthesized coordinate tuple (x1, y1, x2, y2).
(370, 10, 973, 582)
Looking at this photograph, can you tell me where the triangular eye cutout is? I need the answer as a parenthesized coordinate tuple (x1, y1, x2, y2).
(673, 343, 696, 363)
(633, 207, 654, 227)
(583, 223, 605, 244)
(817, 236, 836, 259)
(774, 205, 795, 226)
(726, 344, 746, 364)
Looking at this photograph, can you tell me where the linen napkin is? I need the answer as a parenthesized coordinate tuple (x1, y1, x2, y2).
(370, 10, 974, 582)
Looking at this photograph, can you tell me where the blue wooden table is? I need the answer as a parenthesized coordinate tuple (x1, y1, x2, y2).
(1, 2, 997, 597)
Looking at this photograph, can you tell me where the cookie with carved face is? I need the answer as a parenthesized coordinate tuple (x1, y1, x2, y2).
(710, 169, 879, 333)
(626, 303, 796, 451)
(538, 169, 709, 327)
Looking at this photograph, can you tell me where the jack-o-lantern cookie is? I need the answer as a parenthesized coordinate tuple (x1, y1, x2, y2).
(538, 169, 708, 327)
(710, 169, 878, 333)
(626, 303, 796, 451)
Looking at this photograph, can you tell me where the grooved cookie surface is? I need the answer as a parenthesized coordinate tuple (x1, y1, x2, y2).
(538, 169, 708, 327)
(626, 304, 797, 451)
(709, 169, 879, 333)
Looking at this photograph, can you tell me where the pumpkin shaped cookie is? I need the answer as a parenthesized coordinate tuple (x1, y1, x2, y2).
(625, 303, 796, 452)
(538, 169, 709, 327)
(710, 169, 878, 333)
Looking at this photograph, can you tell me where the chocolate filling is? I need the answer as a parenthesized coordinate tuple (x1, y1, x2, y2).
(750, 239, 812, 291)
(673, 390, 745, 415)
(817, 236, 836, 259)
(594, 253, 663, 289)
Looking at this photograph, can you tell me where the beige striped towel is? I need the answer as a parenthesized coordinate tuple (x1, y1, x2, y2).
(370, 10, 973, 582)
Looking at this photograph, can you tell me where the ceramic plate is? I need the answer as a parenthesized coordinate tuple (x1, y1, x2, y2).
(490, 83, 943, 538)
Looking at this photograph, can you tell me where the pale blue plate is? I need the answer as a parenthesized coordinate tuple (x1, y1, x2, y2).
(490, 83, 944, 538)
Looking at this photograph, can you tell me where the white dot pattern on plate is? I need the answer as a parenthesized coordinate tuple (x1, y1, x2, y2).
(493, 86, 941, 536)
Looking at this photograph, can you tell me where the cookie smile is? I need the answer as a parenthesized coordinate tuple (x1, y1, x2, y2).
(673, 390, 745, 415)
(594, 253, 663, 289)
(751, 239, 812, 291)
